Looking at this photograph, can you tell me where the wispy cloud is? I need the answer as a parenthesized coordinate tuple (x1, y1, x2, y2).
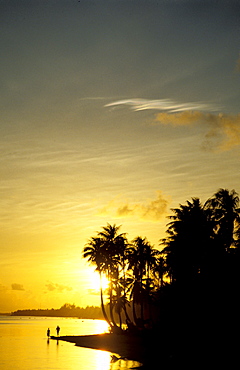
(105, 98, 240, 151)
(45, 282, 72, 293)
(99, 191, 170, 221)
(11, 283, 24, 291)
(105, 98, 218, 113)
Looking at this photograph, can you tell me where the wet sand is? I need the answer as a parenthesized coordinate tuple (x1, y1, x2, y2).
(51, 330, 239, 368)
(51, 333, 146, 363)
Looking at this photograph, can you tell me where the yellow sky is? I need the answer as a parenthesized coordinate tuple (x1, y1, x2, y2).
(0, 0, 240, 312)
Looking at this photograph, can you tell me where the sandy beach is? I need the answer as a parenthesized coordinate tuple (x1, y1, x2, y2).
(51, 333, 146, 363)
(51, 328, 239, 368)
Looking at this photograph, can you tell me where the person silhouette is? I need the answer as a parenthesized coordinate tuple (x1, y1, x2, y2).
(56, 326, 60, 336)
(47, 328, 50, 338)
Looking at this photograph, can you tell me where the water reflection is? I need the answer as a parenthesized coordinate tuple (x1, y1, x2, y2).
(1, 317, 141, 370)
(95, 351, 112, 370)
(94, 320, 109, 334)
(94, 350, 142, 370)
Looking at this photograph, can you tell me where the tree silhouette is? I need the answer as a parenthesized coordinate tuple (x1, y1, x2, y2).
(83, 236, 112, 327)
(83, 223, 128, 330)
(204, 188, 240, 291)
(82, 188, 240, 345)
(160, 198, 212, 285)
(154, 255, 167, 289)
(127, 237, 158, 326)
(98, 224, 128, 329)
(204, 188, 240, 252)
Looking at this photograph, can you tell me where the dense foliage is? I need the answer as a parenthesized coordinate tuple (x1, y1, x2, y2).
(11, 304, 104, 319)
(83, 189, 240, 333)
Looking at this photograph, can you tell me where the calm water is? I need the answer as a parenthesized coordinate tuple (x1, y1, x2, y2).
(0, 316, 142, 370)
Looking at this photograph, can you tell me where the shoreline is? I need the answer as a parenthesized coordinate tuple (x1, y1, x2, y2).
(51, 328, 239, 368)
(51, 333, 146, 363)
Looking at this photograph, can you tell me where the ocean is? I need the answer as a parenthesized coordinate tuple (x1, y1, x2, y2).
(0, 316, 142, 370)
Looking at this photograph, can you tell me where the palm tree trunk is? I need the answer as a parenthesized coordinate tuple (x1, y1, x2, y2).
(121, 264, 132, 325)
(118, 310, 122, 328)
(132, 297, 138, 326)
(140, 275, 144, 324)
(100, 273, 112, 328)
(123, 302, 131, 324)
(109, 279, 118, 328)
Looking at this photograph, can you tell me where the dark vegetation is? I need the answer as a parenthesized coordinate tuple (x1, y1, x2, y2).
(11, 304, 104, 319)
(83, 188, 240, 365)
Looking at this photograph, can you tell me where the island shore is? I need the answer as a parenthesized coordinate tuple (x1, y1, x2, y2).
(51, 327, 239, 368)
(51, 333, 146, 363)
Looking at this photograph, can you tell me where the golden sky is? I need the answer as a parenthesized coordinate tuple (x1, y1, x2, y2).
(0, 0, 240, 312)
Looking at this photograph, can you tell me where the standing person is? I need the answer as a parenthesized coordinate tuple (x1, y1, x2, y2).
(47, 328, 50, 338)
(56, 326, 60, 336)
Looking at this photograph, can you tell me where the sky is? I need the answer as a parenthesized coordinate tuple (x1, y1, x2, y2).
(0, 0, 240, 312)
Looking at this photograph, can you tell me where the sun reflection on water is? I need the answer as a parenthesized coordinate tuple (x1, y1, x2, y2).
(94, 350, 142, 370)
(95, 350, 112, 370)
(0, 316, 142, 370)
(94, 319, 110, 334)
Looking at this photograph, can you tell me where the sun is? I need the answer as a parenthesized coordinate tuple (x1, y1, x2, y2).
(90, 271, 109, 293)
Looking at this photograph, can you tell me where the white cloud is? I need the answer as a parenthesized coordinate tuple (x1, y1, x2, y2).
(106, 98, 240, 151)
(105, 98, 218, 113)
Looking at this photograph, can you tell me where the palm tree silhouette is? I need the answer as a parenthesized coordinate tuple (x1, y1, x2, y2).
(83, 223, 128, 330)
(204, 188, 240, 252)
(83, 236, 112, 327)
(154, 255, 167, 289)
(98, 224, 128, 329)
(204, 188, 240, 287)
(127, 237, 158, 327)
(161, 198, 212, 285)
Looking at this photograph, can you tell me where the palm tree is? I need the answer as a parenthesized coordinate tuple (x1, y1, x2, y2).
(127, 237, 158, 327)
(234, 222, 240, 250)
(83, 237, 112, 327)
(204, 189, 240, 288)
(83, 224, 128, 329)
(204, 188, 240, 252)
(97, 223, 128, 328)
(154, 255, 167, 288)
(161, 198, 212, 285)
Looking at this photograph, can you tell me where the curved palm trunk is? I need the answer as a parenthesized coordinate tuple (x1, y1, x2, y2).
(99, 272, 112, 328)
(132, 281, 142, 328)
(117, 307, 122, 329)
(121, 263, 132, 326)
(123, 302, 131, 325)
(140, 297, 144, 323)
(140, 273, 145, 325)
(109, 278, 118, 328)
(132, 296, 138, 326)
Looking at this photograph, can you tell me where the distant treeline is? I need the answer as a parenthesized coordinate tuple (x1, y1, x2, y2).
(11, 303, 104, 319)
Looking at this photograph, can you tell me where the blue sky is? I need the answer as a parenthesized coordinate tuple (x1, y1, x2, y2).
(0, 0, 240, 311)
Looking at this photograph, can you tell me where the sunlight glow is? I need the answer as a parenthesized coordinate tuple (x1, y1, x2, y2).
(95, 350, 112, 370)
(94, 319, 110, 334)
(90, 272, 109, 293)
